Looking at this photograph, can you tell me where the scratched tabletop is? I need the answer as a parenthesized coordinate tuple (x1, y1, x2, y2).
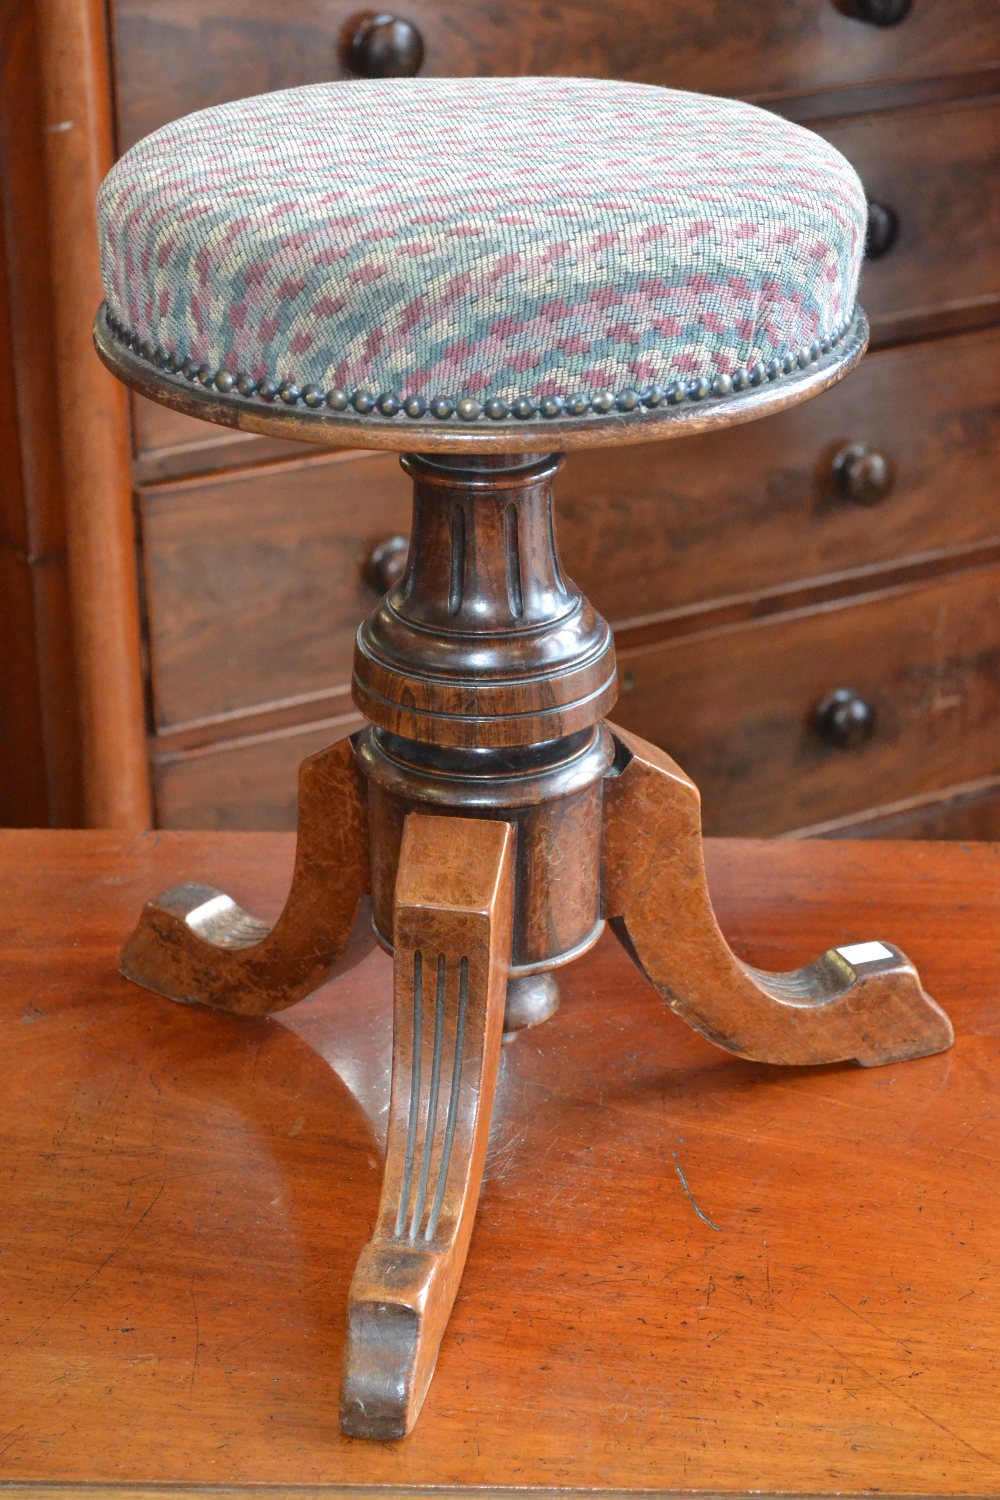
(1, 830, 998, 1498)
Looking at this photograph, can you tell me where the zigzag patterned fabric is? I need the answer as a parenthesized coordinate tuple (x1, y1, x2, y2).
(98, 76, 866, 410)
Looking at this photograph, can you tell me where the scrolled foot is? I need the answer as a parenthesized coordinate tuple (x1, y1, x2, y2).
(341, 1244, 444, 1440)
(341, 813, 514, 1438)
(120, 736, 371, 1016)
(742, 938, 952, 1066)
(603, 725, 953, 1067)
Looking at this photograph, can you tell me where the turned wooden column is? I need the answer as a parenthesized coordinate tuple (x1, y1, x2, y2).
(353, 452, 618, 1026)
(353, 452, 617, 745)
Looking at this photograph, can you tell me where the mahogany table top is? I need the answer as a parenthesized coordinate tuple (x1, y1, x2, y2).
(0, 830, 997, 1497)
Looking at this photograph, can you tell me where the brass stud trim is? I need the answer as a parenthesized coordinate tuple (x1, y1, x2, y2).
(100, 305, 856, 426)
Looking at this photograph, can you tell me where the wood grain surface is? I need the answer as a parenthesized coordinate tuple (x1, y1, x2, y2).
(36, 0, 151, 828)
(823, 95, 1000, 338)
(1, 831, 998, 1493)
(112, 0, 1000, 152)
(342, 815, 514, 1437)
(0, 0, 82, 827)
(818, 776, 1000, 842)
(603, 727, 952, 1066)
(121, 738, 371, 1013)
(617, 559, 1000, 835)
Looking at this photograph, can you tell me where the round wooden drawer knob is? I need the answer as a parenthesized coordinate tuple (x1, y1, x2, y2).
(813, 688, 877, 749)
(342, 12, 425, 77)
(846, 0, 912, 24)
(833, 442, 896, 506)
(865, 200, 899, 259)
(364, 534, 409, 592)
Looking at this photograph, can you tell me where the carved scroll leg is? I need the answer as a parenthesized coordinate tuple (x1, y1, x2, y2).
(603, 725, 953, 1067)
(341, 813, 514, 1440)
(120, 736, 371, 1017)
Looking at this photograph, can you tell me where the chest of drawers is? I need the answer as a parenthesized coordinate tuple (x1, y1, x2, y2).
(6, 0, 999, 834)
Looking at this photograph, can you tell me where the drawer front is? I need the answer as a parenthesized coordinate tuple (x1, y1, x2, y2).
(141, 329, 1000, 733)
(820, 97, 1000, 334)
(560, 328, 1000, 625)
(152, 718, 362, 830)
(613, 563, 1000, 835)
(114, 0, 999, 153)
(140, 452, 410, 730)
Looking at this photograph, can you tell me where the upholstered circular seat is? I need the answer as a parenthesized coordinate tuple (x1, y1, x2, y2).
(97, 75, 867, 435)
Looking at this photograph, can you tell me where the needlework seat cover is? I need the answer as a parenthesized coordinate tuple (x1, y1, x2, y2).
(97, 76, 867, 420)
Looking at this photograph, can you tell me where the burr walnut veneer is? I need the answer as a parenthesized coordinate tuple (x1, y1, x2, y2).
(96, 308, 953, 1439)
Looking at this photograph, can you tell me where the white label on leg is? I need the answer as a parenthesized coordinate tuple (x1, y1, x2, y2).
(836, 940, 894, 966)
(186, 893, 237, 930)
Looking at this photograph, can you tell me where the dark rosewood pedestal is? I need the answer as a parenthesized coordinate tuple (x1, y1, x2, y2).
(118, 450, 952, 1441)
